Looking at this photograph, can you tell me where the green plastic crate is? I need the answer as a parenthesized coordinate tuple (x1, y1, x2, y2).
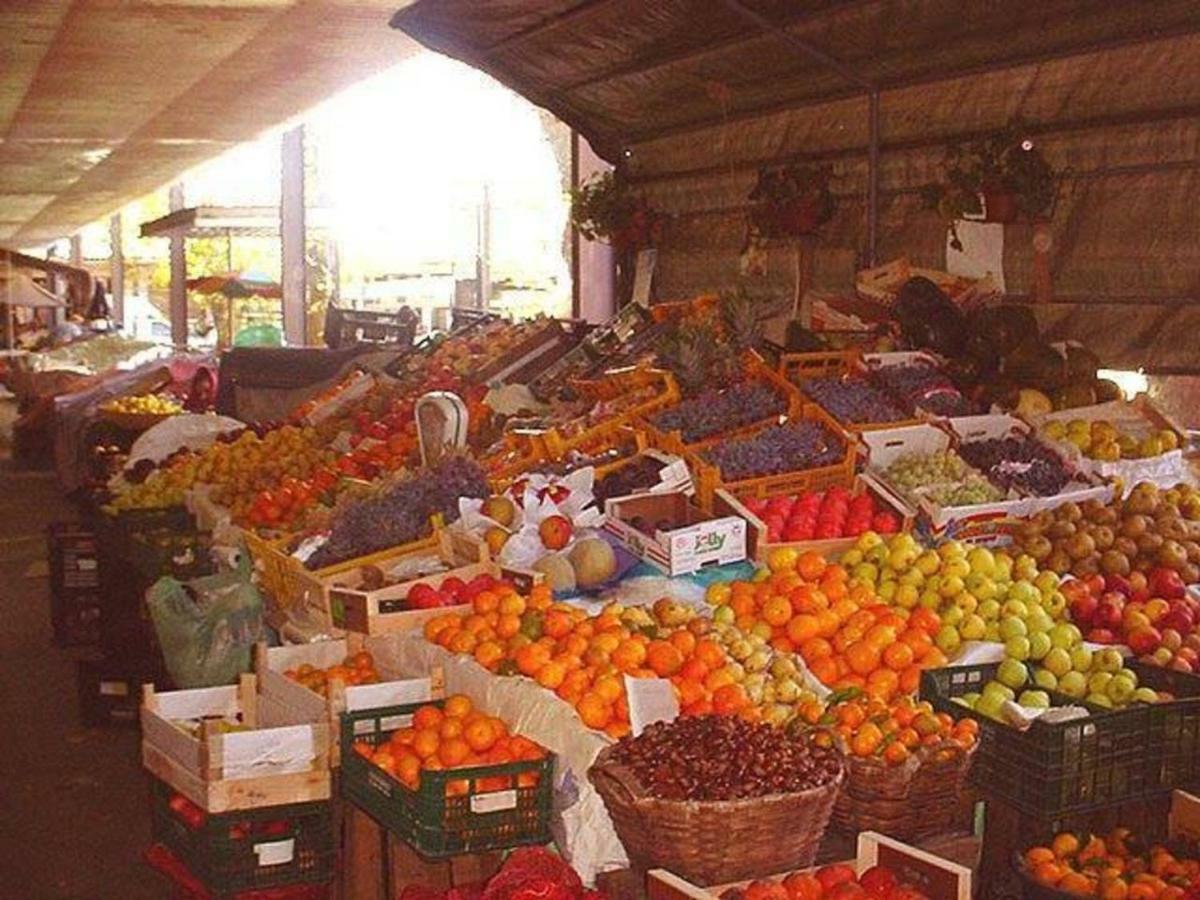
(150, 777, 334, 897)
(339, 700, 554, 858)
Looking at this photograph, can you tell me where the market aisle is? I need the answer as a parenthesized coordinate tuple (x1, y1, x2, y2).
(0, 451, 160, 898)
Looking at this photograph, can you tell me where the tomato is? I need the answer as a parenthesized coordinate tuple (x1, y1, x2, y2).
(859, 865, 899, 897)
(816, 865, 858, 890)
(827, 885, 869, 899)
(781, 872, 823, 900)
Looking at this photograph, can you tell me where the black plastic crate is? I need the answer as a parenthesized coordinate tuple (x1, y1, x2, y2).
(77, 656, 170, 727)
(339, 702, 553, 858)
(48, 521, 101, 593)
(92, 505, 195, 560)
(1139, 662, 1200, 792)
(150, 778, 334, 897)
(921, 662, 1161, 818)
(52, 591, 102, 647)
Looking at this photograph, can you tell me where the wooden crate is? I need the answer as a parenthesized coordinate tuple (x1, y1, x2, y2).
(253, 639, 445, 767)
(141, 674, 332, 813)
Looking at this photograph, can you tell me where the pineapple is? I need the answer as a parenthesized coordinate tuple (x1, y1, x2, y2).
(719, 287, 763, 354)
(659, 321, 713, 396)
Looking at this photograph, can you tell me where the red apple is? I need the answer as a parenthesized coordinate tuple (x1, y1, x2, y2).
(1145, 598, 1171, 623)
(1128, 626, 1162, 656)
(407, 583, 443, 610)
(1151, 647, 1175, 667)
(1082, 573, 1107, 596)
(1105, 574, 1134, 597)
(815, 865, 857, 891)
(1149, 567, 1187, 599)
(1184, 633, 1200, 653)
(1177, 647, 1199, 667)
(1070, 593, 1099, 628)
(1161, 628, 1183, 652)
(1087, 628, 1116, 644)
(1095, 599, 1125, 631)
(1170, 657, 1195, 673)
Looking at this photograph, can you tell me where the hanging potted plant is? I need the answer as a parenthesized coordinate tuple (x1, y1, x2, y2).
(570, 171, 666, 253)
(746, 163, 835, 241)
(922, 123, 1058, 250)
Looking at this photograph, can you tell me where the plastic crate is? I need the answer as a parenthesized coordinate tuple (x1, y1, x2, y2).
(78, 655, 170, 727)
(340, 702, 553, 858)
(52, 592, 102, 647)
(93, 505, 195, 559)
(150, 778, 335, 897)
(780, 350, 925, 434)
(48, 521, 101, 593)
(920, 662, 1200, 818)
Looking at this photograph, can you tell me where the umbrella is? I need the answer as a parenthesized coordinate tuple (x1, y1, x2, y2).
(0, 270, 66, 308)
(186, 271, 281, 299)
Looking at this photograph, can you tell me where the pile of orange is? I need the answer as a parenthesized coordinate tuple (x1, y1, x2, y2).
(351, 694, 546, 797)
(1023, 830, 1200, 898)
(708, 548, 946, 699)
(284, 650, 380, 697)
(424, 584, 747, 738)
(802, 695, 977, 765)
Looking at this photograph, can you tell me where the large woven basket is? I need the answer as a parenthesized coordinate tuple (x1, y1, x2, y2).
(831, 738, 977, 841)
(589, 744, 843, 886)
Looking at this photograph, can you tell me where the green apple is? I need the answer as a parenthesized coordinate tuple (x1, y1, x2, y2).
(1058, 671, 1087, 698)
(714, 605, 735, 625)
(919, 590, 941, 610)
(877, 580, 897, 603)
(984, 623, 1001, 642)
(1014, 561, 1039, 583)
(1043, 591, 1067, 617)
(978, 598, 1002, 621)
(1028, 632, 1053, 661)
(895, 583, 920, 609)
(1086, 692, 1114, 709)
(1095, 648, 1125, 674)
(856, 531, 884, 552)
(983, 680, 1016, 703)
(941, 606, 965, 627)
(975, 692, 1005, 721)
(1133, 687, 1160, 705)
(993, 558, 1014, 583)
(1005, 635, 1032, 661)
(935, 625, 962, 655)
(868, 544, 890, 566)
(962, 691, 982, 708)
(943, 557, 971, 580)
(1050, 623, 1080, 650)
(1088, 671, 1113, 695)
(952, 696, 973, 709)
(1019, 689, 1050, 709)
(1107, 673, 1137, 706)
(999, 617, 1028, 641)
(1034, 668, 1059, 691)
(899, 567, 925, 586)
(916, 551, 941, 575)
(1070, 647, 1094, 673)
(1002, 598, 1030, 620)
(939, 574, 965, 598)
(1025, 610, 1056, 635)
(852, 562, 879, 585)
(961, 614, 988, 641)
(1034, 569, 1060, 593)
(938, 540, 966, 561)
(997, 659, 1029, 689)
(888, 545, 919, 571)
(954, 592, 979, 615)
(964, 572, 998, 602)
(1043, 647, 1072, 677)
(967, 546, 997, 577)
(841, 548, 865, 568)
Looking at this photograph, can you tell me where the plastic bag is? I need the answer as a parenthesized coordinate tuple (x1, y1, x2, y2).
(147, 556, 265, 689)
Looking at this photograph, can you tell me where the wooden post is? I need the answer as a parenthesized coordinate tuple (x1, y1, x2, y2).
(281, 124, 307, 346)
(169, 183, 187, 348)
(109, 213, 124, 327)
(341, 807, 387, 900)
(238, 672, 258, 729)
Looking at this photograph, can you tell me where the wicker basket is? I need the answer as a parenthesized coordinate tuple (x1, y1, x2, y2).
(589, 745, 843, 886)
(831, 738, 977, 841)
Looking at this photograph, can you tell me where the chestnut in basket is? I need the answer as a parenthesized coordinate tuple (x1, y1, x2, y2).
(608, 715, 842, 801)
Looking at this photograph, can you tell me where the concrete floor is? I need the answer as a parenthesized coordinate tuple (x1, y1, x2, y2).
(0, 399, 163, 899)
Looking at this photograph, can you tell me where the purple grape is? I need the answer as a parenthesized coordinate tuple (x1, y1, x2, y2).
(701, 421, 844, 481)
(958, 435, 1075, 496)
(872, 364, 978, 417)
(802, 376, 908, 424)
(649, 381, 787, 444)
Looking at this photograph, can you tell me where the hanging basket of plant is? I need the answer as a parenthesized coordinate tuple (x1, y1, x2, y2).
(746, 163, 835, 241)
(570, 171, 667, 253)
(921, 122, 1059, 250)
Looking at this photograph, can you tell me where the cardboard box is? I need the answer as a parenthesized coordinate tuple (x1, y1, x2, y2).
(604, 491, 749, 576)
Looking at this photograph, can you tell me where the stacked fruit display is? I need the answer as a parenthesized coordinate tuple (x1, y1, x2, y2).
(702, 421, 845, 482)
(403, 572, 510, 611)
(1041, 417, 1180, 461)
(741, 487, 902, 543)
(870, 363, 977, 417)
(648, 381, 787, 445)
(283, 650, 381, 696)
(801, 375, 910, 426)
(957, 434, 1077, 497)
(1021, 829, 1200, 897)
(882, 449, 1004, 507)
(304, 456, 487, 569)
(802, 694, 978, 767)
(604, 715, 842, 801)
(1013, 483, 1200, 581)
(594, 455, 669, 504)
(105, 424, 338, 515)
(1064, 569, 1200, 672)
(351, 695, 546, 793)
(101, 393, 183, 416)
(722, 864, 932, 899)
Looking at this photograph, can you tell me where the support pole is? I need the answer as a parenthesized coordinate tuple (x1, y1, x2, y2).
(169, 183, 187, 348)
(867, 88, 881, 266)
(281, 125, 307, 346)
(109, 213, 124, 327)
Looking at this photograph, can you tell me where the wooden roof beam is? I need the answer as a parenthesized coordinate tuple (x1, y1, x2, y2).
(483, 0, 622, 54)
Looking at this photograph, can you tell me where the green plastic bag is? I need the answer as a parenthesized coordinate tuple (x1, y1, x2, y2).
(147, 556, 265, 689)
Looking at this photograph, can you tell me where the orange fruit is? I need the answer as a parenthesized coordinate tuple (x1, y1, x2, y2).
(761, 596, 793, 627)
(786, 614, 821, 645)
(668, 630, 697, 658)
(883, 641, 916, 672)
(809, 656, 839, 686)
(412, 728, 441, 760)
(495, 613, 521, 639)
(498, 593, 526, 616)
(645, 641, 684, 677)
(693, 639, 726, 670)
(443, 694, 473, 719)
(850, 722, 883, 757)
(576, 692, 612, 730)
(438, 737, 470, 767)
(864, 623, 898, 649)
(390, 727, 416, 747)
(474, 641, 504, 670)
(1051, 833, 1081, 859)
(515, 642, 551, 676)
(413, 705, 444, 731)
(845, 640, 881, 676)
(1057, 872, 1095, 895)
(592, 675, 623, 704)
(535, 660, 567, 690)
(396, 753, 421, 788)
(447, 630, 478, 654)
(900, 629, 934, 660)
(611, 640, 647, 673)
(883, 741, 910, 765)
(712, 683, 749, 715)
(678, 657, 709, 683)
(797, 551, 826, 581)
(464, 718, 497, 753)
(865, 668, 899, 701)
(1033, 861, 1066, 886)
(439, 718, 464, 740)
(921, 647, 949, 669)
(816, 610, 841, 638)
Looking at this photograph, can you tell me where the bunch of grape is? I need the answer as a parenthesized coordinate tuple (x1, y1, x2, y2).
(871, 364, 976, 417)
(305, 456, 487, 569)
(595, 455, 668, 503)
(702, 421, 844, 481)
(802, 376, 908, 425)
(958, 435, 1073, 496)
(883, 450, 1003, 506)
(649, 381, 786, 444)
